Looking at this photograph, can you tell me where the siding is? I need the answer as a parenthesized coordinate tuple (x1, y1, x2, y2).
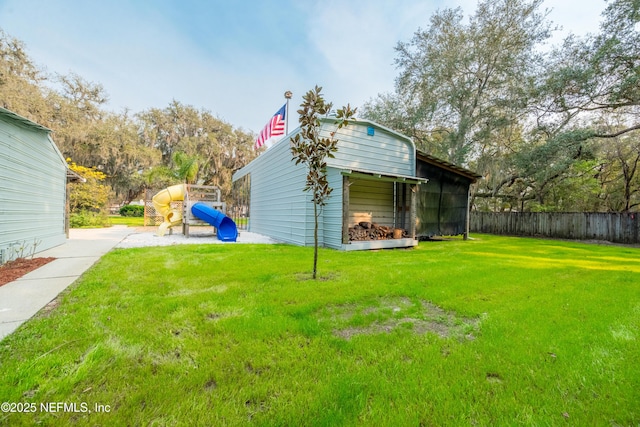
(324, 120, 415, 176)
(232, 119, 418, 249)
(232, 130, 313, 246)
(348, 178, 395, 227)
(0, 113, 67, 261)
(322, 168, 344, 249)
(323, 120, 415, 249)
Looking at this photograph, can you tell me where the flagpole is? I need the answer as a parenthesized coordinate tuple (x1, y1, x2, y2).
(284, 90, 292, 135)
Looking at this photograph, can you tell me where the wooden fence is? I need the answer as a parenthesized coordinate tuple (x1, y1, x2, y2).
(470, 212, 640, 244)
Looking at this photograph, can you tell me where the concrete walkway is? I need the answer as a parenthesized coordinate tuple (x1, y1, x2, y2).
(0, 226, 133, 341)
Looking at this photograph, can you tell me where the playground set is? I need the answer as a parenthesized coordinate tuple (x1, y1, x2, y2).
(150, 184, 238, 241)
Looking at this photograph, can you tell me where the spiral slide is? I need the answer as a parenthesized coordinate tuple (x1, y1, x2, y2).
(152, 185, 238, 241)
(152, 184, 186, 237)
(191, 202, 238, 242)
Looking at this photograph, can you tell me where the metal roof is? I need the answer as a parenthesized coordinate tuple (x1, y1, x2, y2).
(416, 150, 482, 183)
(340, 167, 428, 184)
(318, 117, 414, 145)
(0, 107, 72, 177)
(0, 107, 51, 133)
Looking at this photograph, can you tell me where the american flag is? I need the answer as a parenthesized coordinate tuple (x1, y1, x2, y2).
(255, 104, 286, 149)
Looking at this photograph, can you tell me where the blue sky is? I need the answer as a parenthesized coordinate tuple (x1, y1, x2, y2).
(0, 0, 608, 134)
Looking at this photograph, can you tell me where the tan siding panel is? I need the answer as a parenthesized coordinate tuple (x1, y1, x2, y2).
(348, 179, 394, 227)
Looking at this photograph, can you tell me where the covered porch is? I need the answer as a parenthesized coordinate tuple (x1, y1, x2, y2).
(340, 169, 427, 251)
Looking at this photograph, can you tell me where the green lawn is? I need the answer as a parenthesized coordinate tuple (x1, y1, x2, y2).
(1, 235, 638, 425)
(107, 215, 145, 227)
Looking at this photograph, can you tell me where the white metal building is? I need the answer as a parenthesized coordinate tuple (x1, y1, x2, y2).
(232, 118, 426, 250)
(0, 108, 68, 263)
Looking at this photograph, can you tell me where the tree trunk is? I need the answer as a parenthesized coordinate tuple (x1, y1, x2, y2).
(313, 201, 318, 279)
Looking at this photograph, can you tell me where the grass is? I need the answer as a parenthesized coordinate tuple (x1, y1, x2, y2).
(107, 215, 144, 227)
(0, 235, 638, 425)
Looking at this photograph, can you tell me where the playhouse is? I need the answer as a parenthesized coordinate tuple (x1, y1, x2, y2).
(149, 184, 238, 242)
(232, 118, 427, 251)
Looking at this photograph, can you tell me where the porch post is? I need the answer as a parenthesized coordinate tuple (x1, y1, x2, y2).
(464, 185, 471, 240)
(342, 175, 350, 244)
(410, 184, 418, 239)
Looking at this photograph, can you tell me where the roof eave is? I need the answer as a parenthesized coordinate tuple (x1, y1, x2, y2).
(0, 107, 52, 133)
(416, 150, 482, 183)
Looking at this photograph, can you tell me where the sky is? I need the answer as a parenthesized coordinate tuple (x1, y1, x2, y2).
(0, 0, 609, 135)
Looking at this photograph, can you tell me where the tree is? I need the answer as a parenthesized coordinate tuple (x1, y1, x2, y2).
(2, 28, 259, 210)
(361, 0, 640, 213)
(378, 0, 551, 166)
(290, 86, 356, 279)
(0, 29, 50, 122)
(596, 121, 640, 212)
(361, 0, 558, 211)
(537, 0, 639, 134)
(137, 101, 257, 201)
(502, 0, 640, 211)
(67, 160, 112, 227)
(172, 151, 201, 184)
(87, 112, 160, 203)
(47, 73, 109, 166)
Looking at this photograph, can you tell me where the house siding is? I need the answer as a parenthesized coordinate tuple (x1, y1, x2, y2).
(322, 167, 343, 249)
(232, 129, 313, 246)
(324, 120, 415, 176)
(232, 119, 418, 250)
(348, 178, 395, 227)
(0, 112, 67, 262)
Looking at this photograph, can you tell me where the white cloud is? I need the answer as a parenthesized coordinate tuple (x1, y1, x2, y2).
(305, 0, 435, 112)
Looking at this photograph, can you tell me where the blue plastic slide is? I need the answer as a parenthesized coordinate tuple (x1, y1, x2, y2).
(191, 202, 238, 242)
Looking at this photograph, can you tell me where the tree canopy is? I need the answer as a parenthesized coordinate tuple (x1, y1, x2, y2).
(3, 0, 639, 214)
(0, 28, 257, 208)
(363, 0, 640, 212)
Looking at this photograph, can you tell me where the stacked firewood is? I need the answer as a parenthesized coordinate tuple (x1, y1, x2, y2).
(348, 222, 407, 241)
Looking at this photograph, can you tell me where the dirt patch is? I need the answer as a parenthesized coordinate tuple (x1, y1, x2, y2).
(294, 272, 340, 282)
(486, 372, 503, 383)
(35, 298, 61, 319)
(317, 296, 481, 340)
(0, 257, 56, 287)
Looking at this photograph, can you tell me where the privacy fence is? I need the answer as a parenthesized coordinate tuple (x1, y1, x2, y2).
(470, 212, 640, 244)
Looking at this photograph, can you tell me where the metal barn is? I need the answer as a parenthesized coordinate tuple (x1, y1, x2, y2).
(232, 119, 426, 250)
(415, 151, 481, 239)
(0, 108, 68, 263)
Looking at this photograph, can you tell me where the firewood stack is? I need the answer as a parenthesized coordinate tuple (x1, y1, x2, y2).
(348, 221, 408, 241)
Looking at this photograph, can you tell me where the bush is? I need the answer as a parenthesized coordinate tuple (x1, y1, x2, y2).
(67, 160, 112, 213)
(119, 205, 144, 217)
(70, 210, 111, 228)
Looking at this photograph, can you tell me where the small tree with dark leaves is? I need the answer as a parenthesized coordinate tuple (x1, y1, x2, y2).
(290, 86, 356, 279)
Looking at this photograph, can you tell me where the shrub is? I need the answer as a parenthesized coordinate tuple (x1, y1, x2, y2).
(67, 160, 111, 214)
(70, 210, 111, 228)
(119, 204, 144, 217)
